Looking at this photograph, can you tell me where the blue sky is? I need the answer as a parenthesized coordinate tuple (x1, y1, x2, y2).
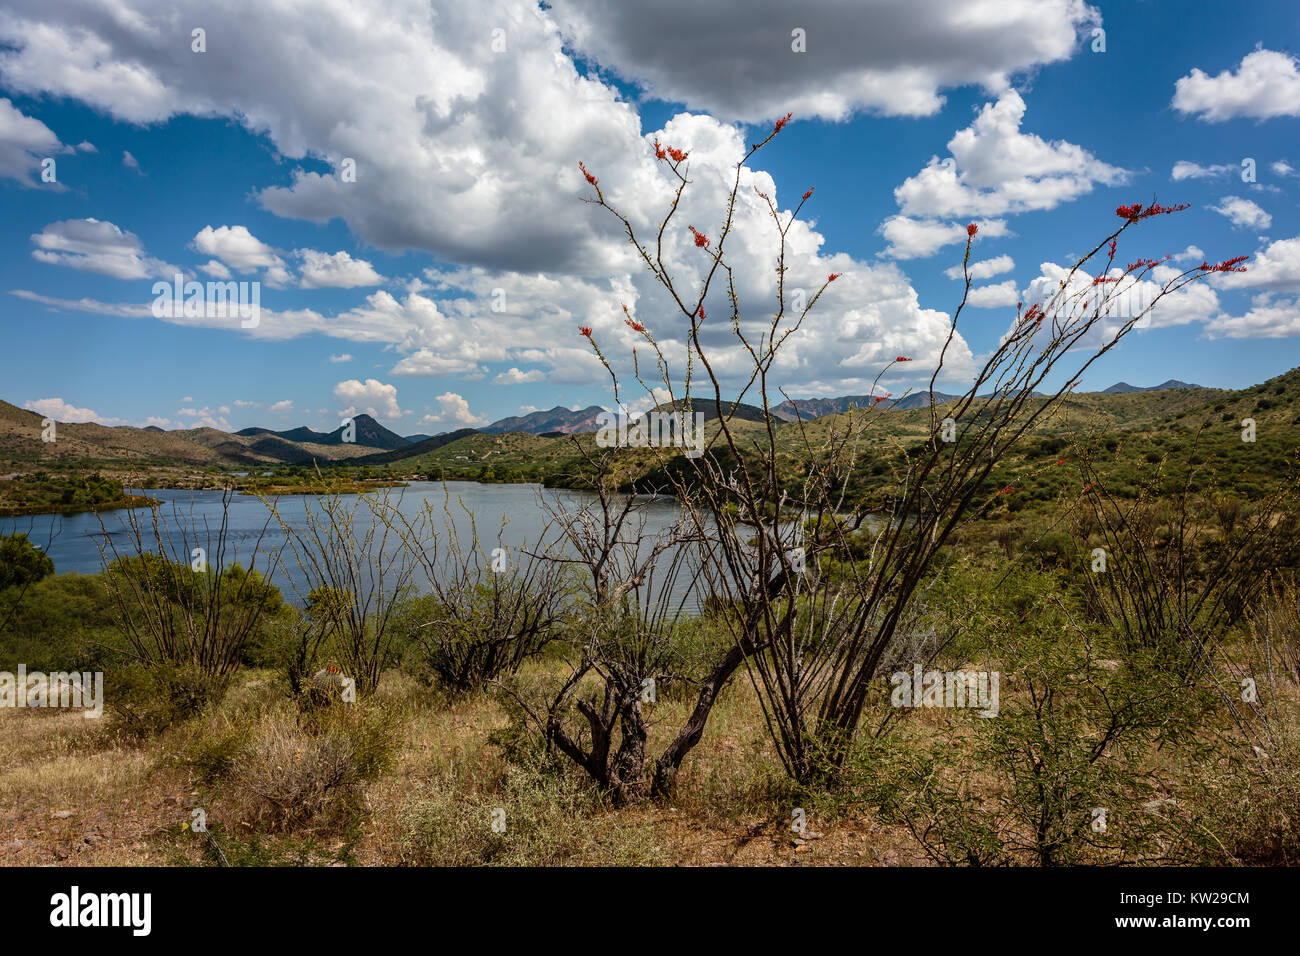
(0, 0, 1298, 435)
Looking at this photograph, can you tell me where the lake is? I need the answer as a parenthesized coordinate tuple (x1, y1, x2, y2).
(0, 481, 707, 611)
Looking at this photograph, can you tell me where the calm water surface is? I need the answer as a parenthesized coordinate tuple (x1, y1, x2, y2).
(0, 481, 703, 609)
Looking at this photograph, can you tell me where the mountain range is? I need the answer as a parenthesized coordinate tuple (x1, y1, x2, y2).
(1098, 380, 1202, 394)
(772, 391, 969, 420)
(235, 414, 412, 451)
(0, 378, 1224, 475)
(479, 405, 607, 435)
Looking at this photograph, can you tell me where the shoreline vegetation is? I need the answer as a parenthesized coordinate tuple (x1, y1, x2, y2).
(0, 494, 160, 518)
(0, 473, 162, 518)
(0, 476, 413, 516)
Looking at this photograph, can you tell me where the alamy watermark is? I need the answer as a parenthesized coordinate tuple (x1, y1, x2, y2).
(0, 665, 103, 718)
(595, 409, 705, 458)
(50, 886, 150, 936)
(890, 663, 1000, 717)
(152, 273, 260, 328)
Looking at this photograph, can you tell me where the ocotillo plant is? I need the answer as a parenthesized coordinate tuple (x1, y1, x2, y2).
(579, 116, 1246, 786)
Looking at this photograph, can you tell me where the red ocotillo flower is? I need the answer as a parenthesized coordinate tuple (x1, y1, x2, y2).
(1117, 202, 1189, 220)
(802, 187, 814, 200)
(996, 485, 1014, 496)
(1141, 202, 1189, 218)
(621, 303, 645, 332)
(896, 356, 912, 362)
(827, 272, 841, 282)
(1056, 458, 1069, 465)
(578, 161, 597, 186)
(652, 138, 666, 161)
(697, 306, 706, 319)
(774, 112, 792, 134)
(1082, 481, 1095, 494)
(689, 226, 710, 248)
(1202, 255, 1249, 273)
(668, 147, 688, 163)
(967, 222, 978, 237)
(578, 326, 592, 337)
(1108, 238, 1118, 259)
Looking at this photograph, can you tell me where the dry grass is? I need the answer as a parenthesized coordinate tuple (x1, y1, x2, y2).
(0, 709, 195, 865)
(5, 650, 1295, 866)
(0, 662, 925, 867)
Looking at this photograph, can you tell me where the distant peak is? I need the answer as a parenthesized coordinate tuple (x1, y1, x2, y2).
(1099, 380, 1202, 394)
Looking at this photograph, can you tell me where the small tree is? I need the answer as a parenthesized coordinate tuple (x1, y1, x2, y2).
(0, 530, 56, 633)
(0, 531, 55, 591)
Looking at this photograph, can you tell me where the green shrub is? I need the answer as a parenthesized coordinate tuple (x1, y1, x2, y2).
(851, 571, 1201, 865)
(1025, 530, 1073, 568)
(179, 720, 250, 783)
(105, 663, 225, 737)
(0, 532, 54, 591)
(0, 573, 125, 671)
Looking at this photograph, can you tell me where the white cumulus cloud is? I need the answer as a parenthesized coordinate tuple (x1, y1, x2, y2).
(1173, 49, 1300, 122)
(421, 391, 487, 427)
(0, 97, 64, 185)
(946, 253, 1015, 281)
(1207, 294, 1300, 339)
(892, 91, 1127, 220)
(192, 225, 288, 281)
(31, 218, 178, 279)
(296, 249, 385, 288)
(1210, 196, 1271, 231)
(492, 367, 546, 385)
(1171, 160, 1234, 181)
(334, 378, 404, 420)
(965, 280, 1020, 309)
(23, 397, 122, 425)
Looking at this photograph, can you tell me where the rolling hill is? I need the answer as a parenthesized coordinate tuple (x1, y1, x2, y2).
(0, 401, 397, 474)
(354, 429, 482, 465)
